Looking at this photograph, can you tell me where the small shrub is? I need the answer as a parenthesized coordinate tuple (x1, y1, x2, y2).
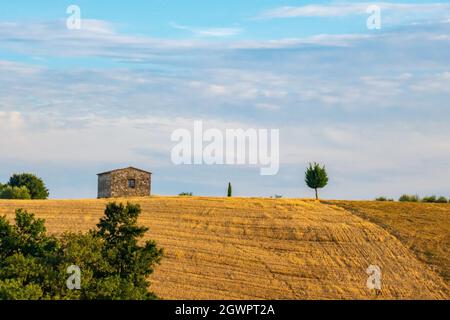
(420, 196, 448, 203)
(376, 197, 394, 201)
(0, 186, 31, 200)
(399, 194, 420, 202)
(179, 192, 193, 196)
(375, 197, 394, 202)
(422, 196, 437, 203)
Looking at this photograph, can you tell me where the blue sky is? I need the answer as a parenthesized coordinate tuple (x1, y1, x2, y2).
(1, 1, 450, 199)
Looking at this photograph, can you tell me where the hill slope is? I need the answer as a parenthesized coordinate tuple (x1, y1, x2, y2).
(329, 200, 450, 284)
(0, 197, 448, 299)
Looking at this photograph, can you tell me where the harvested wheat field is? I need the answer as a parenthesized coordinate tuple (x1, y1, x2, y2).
(328, 201, 450, 284)
(0, 197, 448, 299)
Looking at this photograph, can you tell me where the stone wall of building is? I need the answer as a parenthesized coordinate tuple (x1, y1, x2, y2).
(97, 173, 112, 198)
(110, 168, 151, 197)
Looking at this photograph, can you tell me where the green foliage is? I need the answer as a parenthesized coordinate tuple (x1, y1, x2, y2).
(421, 196, 448, 203)
(0, 279, 44, 300)
(398, 194, 448, 203)
(8, 173, 49, 199)
(94, 202, 163, 297)
(0, 203, 163, 300)
(227, 182, 232, 197)
(178, 192, 193, 196)
(422, 195, 437, 203)
(436, 196, 448, 203)
(0, 210, 61, 300)
(0, 186, 31, 200)
(399, 194, 420, 202)
(375, 197, 394, 202)
(305, 162, 329, 200)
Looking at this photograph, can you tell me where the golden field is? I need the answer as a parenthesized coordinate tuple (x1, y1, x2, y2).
(329, 201, 450, 284)
(0, 197, 448, 300)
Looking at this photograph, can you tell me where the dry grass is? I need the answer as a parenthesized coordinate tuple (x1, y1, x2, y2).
(329, 200, 450, 285)
(0, 197, 448, 300)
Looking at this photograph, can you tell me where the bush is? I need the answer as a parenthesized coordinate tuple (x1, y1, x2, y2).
(420, 196, 448, 203)
(179, 192, 193, 196)
(0, 202, 163, 300)
(375, 197, 394, 201)
(0, 186, 31, 200)
(422, 195, 437, 203)
(399, 194, 420, 202)
(8, 173, 49, 199)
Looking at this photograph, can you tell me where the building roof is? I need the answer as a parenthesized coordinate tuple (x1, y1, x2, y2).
(97, 166, 152, 176)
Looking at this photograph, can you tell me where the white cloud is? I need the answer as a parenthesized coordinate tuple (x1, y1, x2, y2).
(254, 103, 281, 111)
(0, 113, 173, 164)
(170, 22, 242, 37)
(0, 19, 379, 61)
(0, 60, 43, 75)
(410, 72, 450, 92)
(260, 2, 450, 19)
(2, 17, 450, 198)
(0, 111, 24, 130)
(229, 34, 373, 49)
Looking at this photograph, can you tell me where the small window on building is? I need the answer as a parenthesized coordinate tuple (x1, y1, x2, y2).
(128, 179, 136, 188)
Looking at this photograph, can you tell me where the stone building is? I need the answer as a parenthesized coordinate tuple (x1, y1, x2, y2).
(97, 167, 152, 198)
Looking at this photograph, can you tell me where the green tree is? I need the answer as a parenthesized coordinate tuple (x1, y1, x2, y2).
(305, 162, 329, 200)
(0, 209, 61, 299)
(227, 182, 232, 197)
(0, 186, 31, 199)
(0, 203, 163, 300)
(93, 202, 163, 299)
(8, 173, 49, 199)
